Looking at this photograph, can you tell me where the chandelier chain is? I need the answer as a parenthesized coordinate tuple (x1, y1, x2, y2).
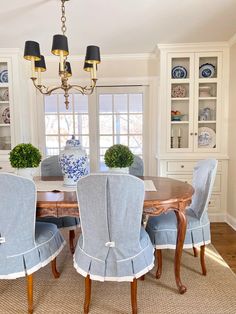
(61, 0, 67, 35)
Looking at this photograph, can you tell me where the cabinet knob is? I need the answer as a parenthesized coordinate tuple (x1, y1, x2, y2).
(0, 166, 2, 170)
(190, 132, 193, 136)
(194, 132, 198, 136)
(208, 201, 211, 205)
(181, 165, 184, 168)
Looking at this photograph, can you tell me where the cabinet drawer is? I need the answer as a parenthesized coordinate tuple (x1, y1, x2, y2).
(167, 173, 221, 192)
(167, 160, 222, 173)
(208, 194, 221, 213)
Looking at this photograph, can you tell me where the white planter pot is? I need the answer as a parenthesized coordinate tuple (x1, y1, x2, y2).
(16, 167, 36, 180)
(108, 167, 129, 173)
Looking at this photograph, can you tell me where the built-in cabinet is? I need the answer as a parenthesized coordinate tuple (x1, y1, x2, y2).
(157, 44, 229, 221)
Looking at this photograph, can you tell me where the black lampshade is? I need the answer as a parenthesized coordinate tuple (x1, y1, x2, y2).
(24, 41, 41, 61)
(51, 34, 69, 56)
(83, 62, 93, 72)
(35, 55, 46, 72)
(65, 62, 72, 77)
(85, 45, 101, 64)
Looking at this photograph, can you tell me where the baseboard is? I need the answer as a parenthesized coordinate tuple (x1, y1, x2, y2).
(226, 213, 236, 231)
(209, 213, 226, 222)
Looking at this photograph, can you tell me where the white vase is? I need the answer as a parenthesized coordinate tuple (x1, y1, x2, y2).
(59, 136, 89, 186)
(16, 167, 36, 180)
(108, 167, 129, 173)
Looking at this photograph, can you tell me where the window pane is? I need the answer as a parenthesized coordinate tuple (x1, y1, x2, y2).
(75, 114, 89, 134)
(60, 135, 71, 149)
(79, 135, 90, 148)
(46, 136, 59, 148)
(114, 114, 128, 134)
(100, 136, 113, 147)
(129, 94, 143, 113)
(99, 156, 107, 171)
(59, 115, 74, 134)
(45, 95, 58, 113)
(114, 135, 128, 145)
(58, 94, 73, 113)
(129, 135, 142, 150)
(74, 94, 88, 113)
(99, 95, 112, 113)
(129, 114, 143, 134)
(114, 94, 127, 113)
(45, 115, 58, 134)
(100, 115, 113, 134)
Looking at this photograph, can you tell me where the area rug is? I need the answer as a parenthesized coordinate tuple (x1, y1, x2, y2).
(1, 232, 236, 314)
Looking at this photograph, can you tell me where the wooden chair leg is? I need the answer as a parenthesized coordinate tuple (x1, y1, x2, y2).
(27, 274, 33, 314)
(84, 275, 91, 314)
(155, 249, 162, 279)
(130, 278, 137, 314)
(51, 258, 60, 279)
(193, 247, 198, 257)
(200, 245, 207, 276)
(69, 230, 75, 254)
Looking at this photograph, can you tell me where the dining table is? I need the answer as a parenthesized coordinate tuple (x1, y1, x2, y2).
(36, 175, 194, 294)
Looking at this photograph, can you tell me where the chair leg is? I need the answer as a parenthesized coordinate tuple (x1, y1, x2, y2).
(200, 245, 207, 276)
(139, 275, 145, 281)
(193, 247, 198, 257)
(155, 249, 162, 279)
(69, 230, 75, 254)
(27, 274, 33, 314)
(84, 275, 91, 314)
(130, 278, 137, 314)
(51, 258, 60, 279)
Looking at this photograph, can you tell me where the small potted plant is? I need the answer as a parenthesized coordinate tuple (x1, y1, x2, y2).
(104, 144, 134, 173)
(9, 143, 42, 179)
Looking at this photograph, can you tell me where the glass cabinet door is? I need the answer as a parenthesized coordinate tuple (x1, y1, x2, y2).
(168, 53, 194, 152)
(0, 60, 11, 152)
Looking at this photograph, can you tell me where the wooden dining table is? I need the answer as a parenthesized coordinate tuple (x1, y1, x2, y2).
(36, 175, 194, 294)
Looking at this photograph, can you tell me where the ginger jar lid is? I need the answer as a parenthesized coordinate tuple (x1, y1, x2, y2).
(65, 135, 81, 149)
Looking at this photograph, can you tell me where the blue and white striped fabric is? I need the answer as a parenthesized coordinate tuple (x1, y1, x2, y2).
(73, 173, 154, 281)
(146, 159, 218, 249)
(0, 173, 65, 279)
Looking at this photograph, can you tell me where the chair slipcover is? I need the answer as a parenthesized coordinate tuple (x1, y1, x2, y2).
(0, 173, 65, 279)
(37, 155, 80, 229)
(146, 159, 218, 249)
(74, 173, 154, 281)
(129, 155, 144, 177)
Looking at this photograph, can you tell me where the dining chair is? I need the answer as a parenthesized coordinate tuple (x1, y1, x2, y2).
(129, 155, 144, 177)
(73, 173, 154, 314)
(0, 173, 65, 314)
(37, 155, 80, 253)
(146, 159, 218, 278)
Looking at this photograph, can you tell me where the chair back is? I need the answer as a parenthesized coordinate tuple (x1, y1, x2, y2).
(191, 159, 218, 219)
(41, 155, 62, 176)
(0, 173, 36, 258)
(129, 155, 144, 176)
(76, 173, 145, 261)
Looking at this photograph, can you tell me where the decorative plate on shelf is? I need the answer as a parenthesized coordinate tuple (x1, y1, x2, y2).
(2, 107, 10, 124)
(171, 85, 186, 98)
(172, 66, 187, 79)
(199, 63, 215, 78)
(198, 127, 216, 148)
(0, 70, 8, 83)
(0, 88, 9, 101)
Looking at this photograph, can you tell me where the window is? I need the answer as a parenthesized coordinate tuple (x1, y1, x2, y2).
(43, 85, 147, 172)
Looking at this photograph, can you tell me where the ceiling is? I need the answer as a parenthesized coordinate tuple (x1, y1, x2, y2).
(0, 0, 236, 56)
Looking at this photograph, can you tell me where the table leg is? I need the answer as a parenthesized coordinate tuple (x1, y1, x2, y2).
(174, 210, 187, 294)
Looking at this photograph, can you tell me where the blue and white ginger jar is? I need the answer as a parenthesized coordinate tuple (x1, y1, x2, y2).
(59, 136, 88, 186)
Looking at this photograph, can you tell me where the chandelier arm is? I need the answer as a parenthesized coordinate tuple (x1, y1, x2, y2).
(31, 78, 66, 95)
(69, 78, 97, 93)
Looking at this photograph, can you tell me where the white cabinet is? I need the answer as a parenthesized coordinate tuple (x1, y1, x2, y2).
(157, 44, 229, 221)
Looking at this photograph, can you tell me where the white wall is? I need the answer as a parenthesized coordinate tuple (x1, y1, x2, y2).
(227, 43, 236, 225)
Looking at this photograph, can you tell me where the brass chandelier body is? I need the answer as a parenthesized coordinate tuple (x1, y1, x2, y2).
(24, 0, 101, 109)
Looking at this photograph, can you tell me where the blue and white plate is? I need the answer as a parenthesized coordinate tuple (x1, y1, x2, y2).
(172, 66, 187, 79)
(199, 63, 215, 78)
(198, 127, 216, 148)
(0, 70, 8, 83)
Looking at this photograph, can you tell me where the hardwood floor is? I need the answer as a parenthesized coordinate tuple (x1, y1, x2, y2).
(211, 222, 236, 274)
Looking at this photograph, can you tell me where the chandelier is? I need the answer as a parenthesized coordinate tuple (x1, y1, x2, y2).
(23, 0, 101, 109)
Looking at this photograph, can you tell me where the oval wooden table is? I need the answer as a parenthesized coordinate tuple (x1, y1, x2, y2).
(36, 176, 194, 294)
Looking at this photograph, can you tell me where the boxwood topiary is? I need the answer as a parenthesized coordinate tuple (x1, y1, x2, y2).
(9, 143, 42, 168)
(104, 144, 134, 168)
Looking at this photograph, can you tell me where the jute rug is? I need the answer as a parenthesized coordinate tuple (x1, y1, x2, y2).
(1, 232, 236, 314)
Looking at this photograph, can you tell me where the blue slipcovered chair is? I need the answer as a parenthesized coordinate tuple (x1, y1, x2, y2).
(37, 155, 80, 253)
(129, 155, 144, 177)
(146, 159, 218, 278)
(73, 173, 154, 314)
(0, 173, 65, 314)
